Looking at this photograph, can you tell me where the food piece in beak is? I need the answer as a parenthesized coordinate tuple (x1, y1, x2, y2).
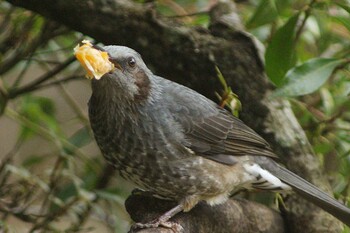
(74, 40, 115, 80)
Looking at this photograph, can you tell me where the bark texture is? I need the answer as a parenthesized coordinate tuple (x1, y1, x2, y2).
(125, 193, 284, 233)
(5, 0, 344, 232)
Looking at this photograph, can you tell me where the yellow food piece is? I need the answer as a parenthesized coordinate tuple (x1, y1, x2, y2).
(74, 40, 115, 80)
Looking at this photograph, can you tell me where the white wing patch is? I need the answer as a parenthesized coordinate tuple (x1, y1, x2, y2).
(243, 163, 292, 191)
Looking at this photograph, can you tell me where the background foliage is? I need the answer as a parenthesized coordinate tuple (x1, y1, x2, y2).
(0, 0, 349, 232)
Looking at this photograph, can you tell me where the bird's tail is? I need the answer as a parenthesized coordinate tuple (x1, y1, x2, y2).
(271, 163, 350, 227)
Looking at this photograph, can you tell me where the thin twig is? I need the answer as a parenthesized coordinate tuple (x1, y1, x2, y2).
(5, 108, 101, 176)
(29, 196, 80, 232)
(5, 108, 85, 161)
(0, 15, 39, 74)
(294, 0, 317, 43)
(0, 6, 14, 30)
(38, 154, 65, 217)
(58, 81, 90, 126)
(0, 203, 37, 223)
(65, 164, 115, 232)
(46, 75, 83, 86)
(0, 139, 23, 187)
(8, 56, 76, 99)
(13, 53, 35, 88)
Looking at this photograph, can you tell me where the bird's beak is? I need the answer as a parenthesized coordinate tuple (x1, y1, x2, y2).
(107, 57, 122, 71)
(74, 40, 117, 80)
(90, 44, 122, 71)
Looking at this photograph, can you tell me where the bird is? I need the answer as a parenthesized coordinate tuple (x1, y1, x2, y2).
(83, 44, 350, 229)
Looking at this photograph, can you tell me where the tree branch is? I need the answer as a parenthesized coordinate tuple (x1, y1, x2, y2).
(7, 56, 76, 99)
(125, 193, 284, 233)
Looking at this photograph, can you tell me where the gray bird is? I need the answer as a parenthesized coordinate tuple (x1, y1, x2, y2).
(87, 45, 350, 229)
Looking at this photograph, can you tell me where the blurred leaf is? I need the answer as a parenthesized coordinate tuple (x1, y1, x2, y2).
(19, 95, 59, 140)
(51, 166, 100, 211)
(56, 182, 78, 201)
(50, 182, 77, 211)
(273, 58, 344, 97)
(332, 15, 350, 32)
(22, 155, 46, 167)
(265, 13, 299, 86)
(320, 88, 335, 116)
(64, 127, 92, 155)
(246, 0, 278, 29)
(246, 0, 292, 29)
(81, 158, 104, 190)
(314, 142, 333, 155)
(336, 3, 350, 15)
(156, 2, 177, 16)
(312, 11, 335, 56)
(345, 82, 350, 96)
(190, 14, 209, 27)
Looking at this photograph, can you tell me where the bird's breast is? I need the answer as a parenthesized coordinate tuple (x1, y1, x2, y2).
(88, 100, 243, 200)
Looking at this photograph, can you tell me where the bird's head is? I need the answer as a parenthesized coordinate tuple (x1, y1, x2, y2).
(100, 46, 152, 102)
(75, 42, 154, 104)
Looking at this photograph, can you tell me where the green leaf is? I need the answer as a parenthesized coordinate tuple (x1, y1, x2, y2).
(22, 155, 46, 167)
(273, 58, 344, 97)
(63, 127, 92, 155)
(246, 0, 292, 29)
(190, 14, 209, 27)
(246, 0, 278, 29)
(344, 82, 350, 96)
(18, 95, 59, 140)
(314, 142, 333, 155)
(332, 16, 350, 32)
(50, 182, 78, 211)
(336, 3, 350, 15)
(320, 88, 335, 116)
(216, 66, 228, 91)
(215, 66, 241, 116)
(265, 13, 299, 86)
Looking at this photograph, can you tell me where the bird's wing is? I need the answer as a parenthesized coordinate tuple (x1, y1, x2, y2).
(159, 77, 277, 165)
(184, 107, 278, 164)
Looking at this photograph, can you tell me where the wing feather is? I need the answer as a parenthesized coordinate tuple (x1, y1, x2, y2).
(158, 77, 277, 165)
(184, 108, 278, 164)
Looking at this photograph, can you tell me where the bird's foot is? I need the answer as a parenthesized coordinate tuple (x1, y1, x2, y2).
(130, 219, 183, 232)
(128, 203, 184, 232)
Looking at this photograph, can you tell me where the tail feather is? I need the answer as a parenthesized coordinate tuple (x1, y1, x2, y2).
(273, 163, 350, 227)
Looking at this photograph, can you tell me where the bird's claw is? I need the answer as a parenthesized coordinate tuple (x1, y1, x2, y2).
(130, 220, 183, 232)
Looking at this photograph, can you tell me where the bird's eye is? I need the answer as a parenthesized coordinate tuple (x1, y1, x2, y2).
(127, 57, 136, 68)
